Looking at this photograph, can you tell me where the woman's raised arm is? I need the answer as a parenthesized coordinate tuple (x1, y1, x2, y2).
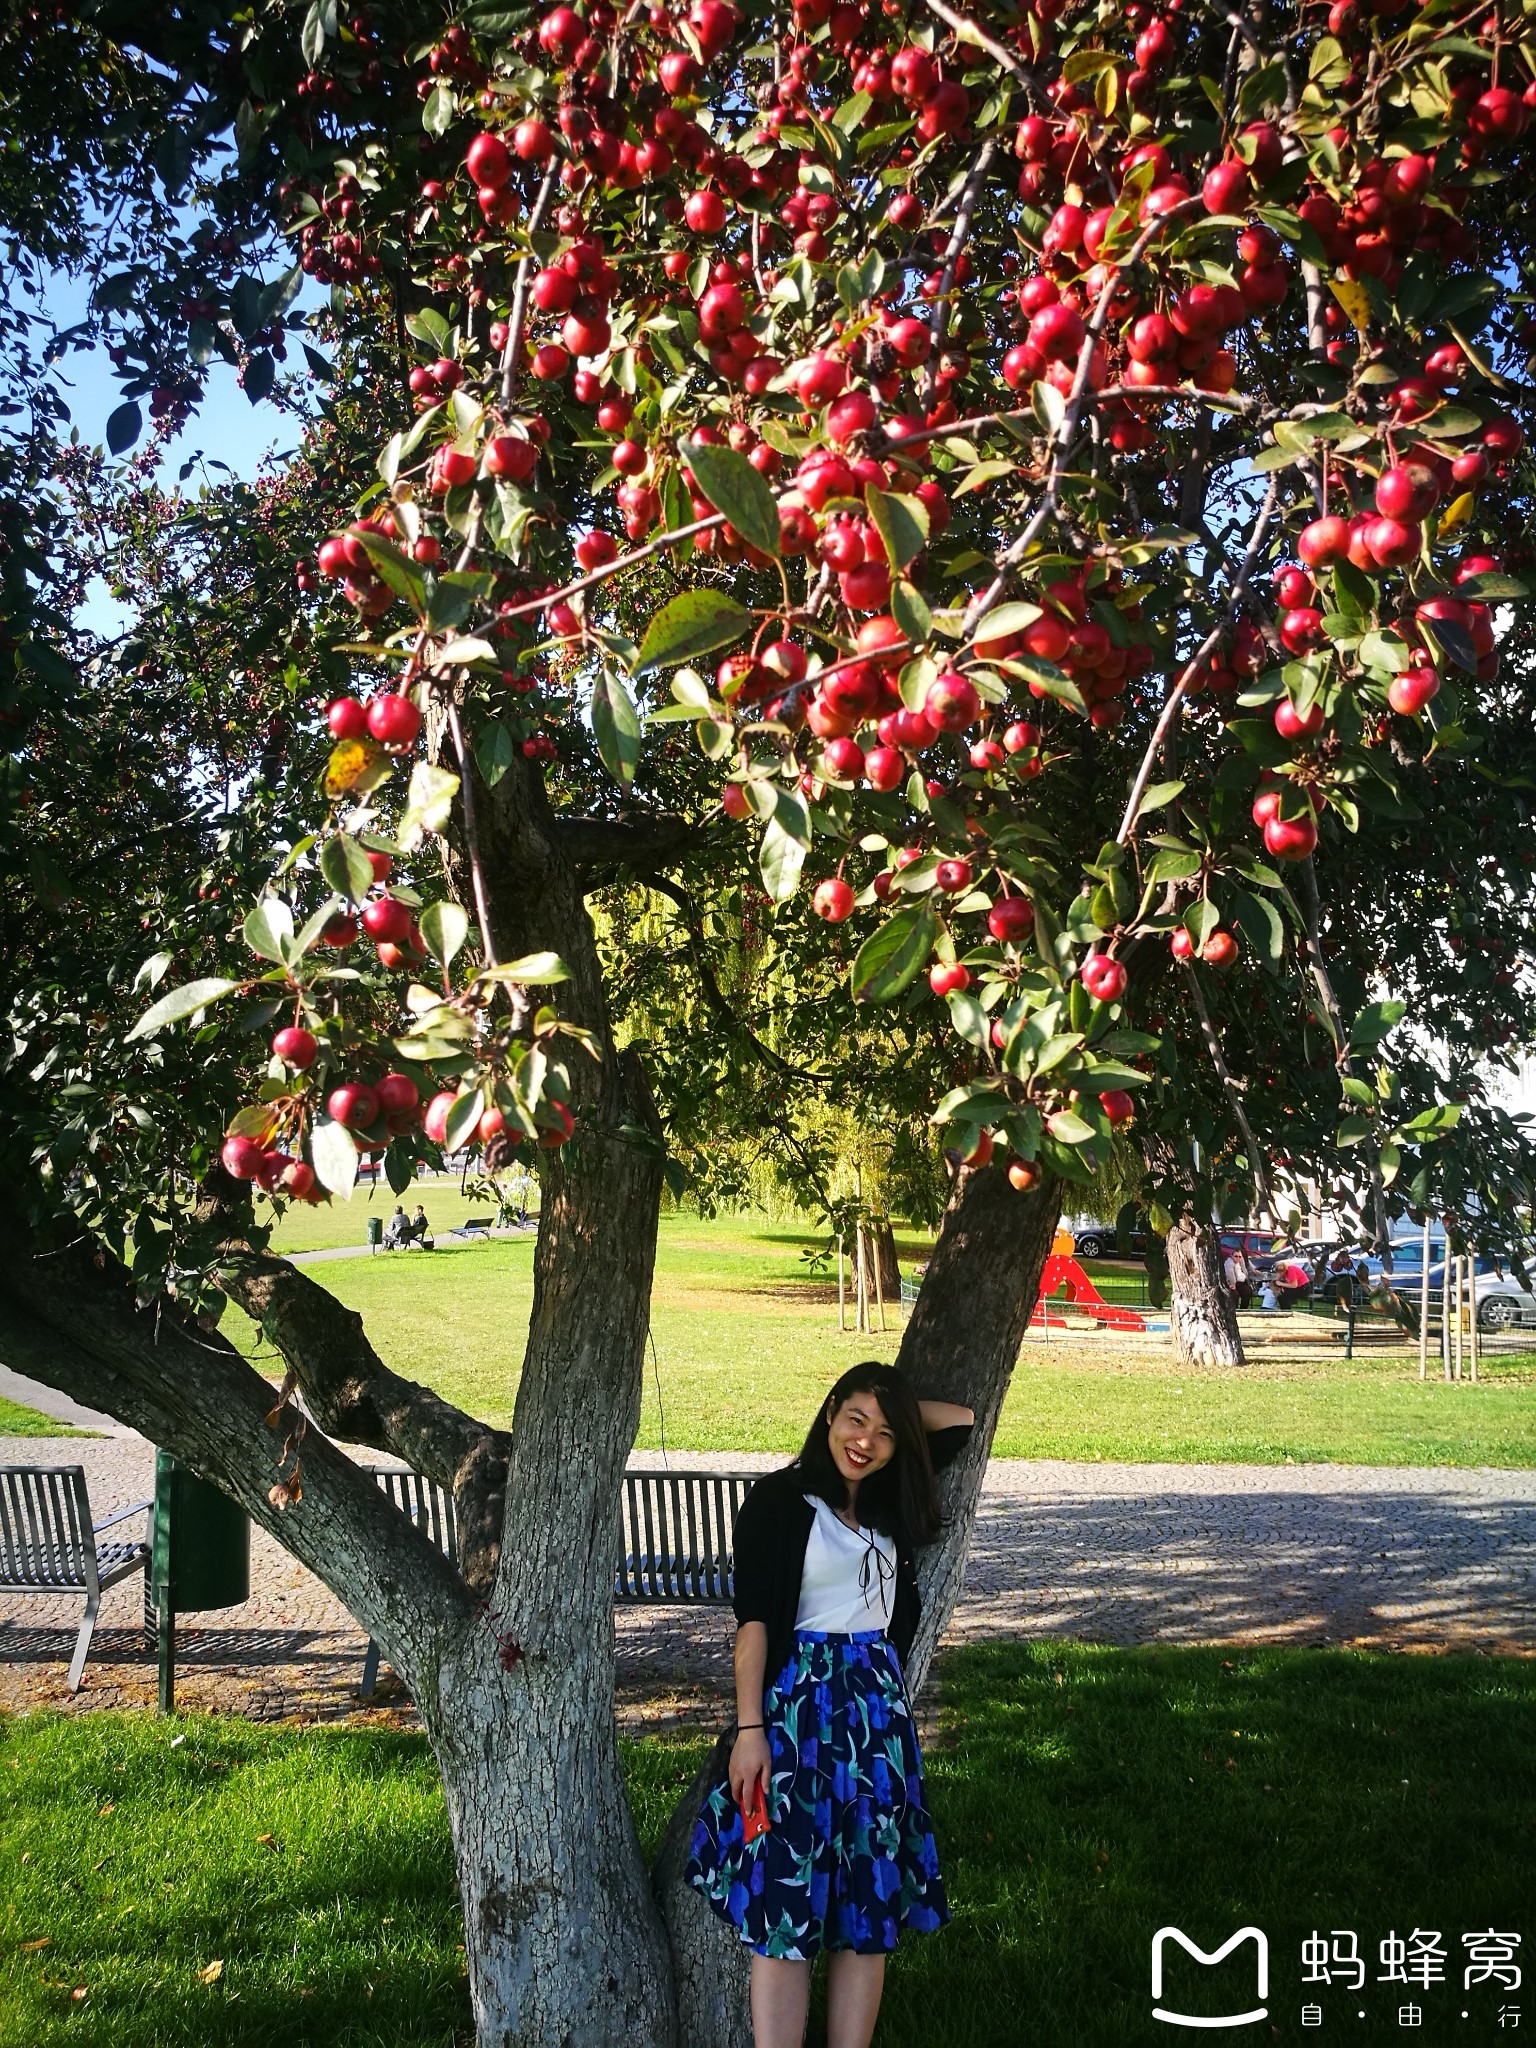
(918, 1398, 975, 1432)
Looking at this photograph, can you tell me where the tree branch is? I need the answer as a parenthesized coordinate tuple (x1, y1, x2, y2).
(550, 810, 711, 874)
(920, 138, 996, 408)
(1181, 961, 1275, 1215)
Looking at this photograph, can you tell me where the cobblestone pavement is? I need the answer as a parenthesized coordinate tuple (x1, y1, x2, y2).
(2, 1439, 1530, 1735)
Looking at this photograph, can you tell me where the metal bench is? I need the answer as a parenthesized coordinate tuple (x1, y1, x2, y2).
(358, 1463, 755, 1696)
(0, 1464, 152, 1691)
(447, 1217, 493, 1241)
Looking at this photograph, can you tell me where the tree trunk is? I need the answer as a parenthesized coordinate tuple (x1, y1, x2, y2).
(1166, 1218, 1246, 1368)
(656, 1164, 1064, 2046)
(869, 1217, 901, 1303)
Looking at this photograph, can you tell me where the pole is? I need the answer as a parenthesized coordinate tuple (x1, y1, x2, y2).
(838, 1235, 846, 1332)
(873, 1223, 886, 1334)
(1417, 1217, 1431, 1381)
(1468, 1245, 1480, 1383)
(1452, 1255, 1464, 1382)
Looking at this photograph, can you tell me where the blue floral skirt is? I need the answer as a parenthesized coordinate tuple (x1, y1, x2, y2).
(683, 1629, 950, 1960)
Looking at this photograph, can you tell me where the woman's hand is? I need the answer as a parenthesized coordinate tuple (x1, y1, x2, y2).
(729, 1727, 772, 1811)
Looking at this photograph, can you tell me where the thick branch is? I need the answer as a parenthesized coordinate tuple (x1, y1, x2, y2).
(550, 810, 710, 874)
(0, 1199, 477, 1672)
(197, 1174, 510, 1591)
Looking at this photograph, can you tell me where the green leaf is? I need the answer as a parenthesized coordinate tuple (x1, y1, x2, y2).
(865, 486, 929, 574)
(1336, 1113, 1373, 1148)
(475, 719, 515, 789)
(398, 761, 460, 851)
(1230, 887, 1284, 968)
(353, 532, 427, 614)
(850, 903, 938, 1004)
(1045, 1108, 1097, 1145)
(125, 977, 240, 1042)
(636, 589, 752, 672)
(1350, 998, 1407, 1049)
(482, 951, 571, 985)
(443, 1089, 485, 1153)
(1032, 380, 1064, 432)
(681, 437, 781, 558)
(423, 81, 454, 136)
(1455, 571, 1527, 601)
(320, 834, 373, 905)
(890, 579, 932, 648)
(760, 815, 805, 903)
(1182, 899, 1220, 948)
(405, 307, 452, 353)
(258, 262, 304, 327)
(419, 899, 470, 968)
(947, 990, 990, 1049)
(592, 669, 642, 785)
(243, 899, 295, 963)
(1136, 780, 1186, 814)
(106, 401, 142, 456)
(310, 1119, 359, 1199)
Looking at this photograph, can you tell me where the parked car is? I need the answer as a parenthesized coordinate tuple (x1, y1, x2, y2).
(1220, 1229, 1280, 1273)
(1380, 1239, 1536, 1331)
(1063, 1216, 1146, 1260)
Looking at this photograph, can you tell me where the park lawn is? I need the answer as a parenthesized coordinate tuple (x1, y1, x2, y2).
(0, 1398, 88, 1438)
(256, 1174, 538, 1255)
(2, 1644, 1532, 2047)
(222, 1213, 1536, 1468)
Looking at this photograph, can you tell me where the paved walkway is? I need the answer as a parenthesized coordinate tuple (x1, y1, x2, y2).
(2, 1438, 1530, 1732)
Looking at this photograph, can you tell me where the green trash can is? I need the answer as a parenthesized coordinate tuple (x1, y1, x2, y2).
(367, 1214, 383, 1251)
(150, 1450, 251, 1713)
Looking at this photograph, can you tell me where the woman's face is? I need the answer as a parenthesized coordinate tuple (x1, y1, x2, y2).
(826, 1390, 896, 1492)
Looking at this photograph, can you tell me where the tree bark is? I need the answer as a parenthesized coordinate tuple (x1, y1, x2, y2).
(1166, 1218, 1246, 1368)
(654, 1163, 1063, 2046)
(869, 1217, 901, 1303)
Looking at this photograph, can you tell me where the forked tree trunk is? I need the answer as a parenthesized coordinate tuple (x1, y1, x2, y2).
(869, 1217, 901, 1302)
(1166, 1218, 1246, 1368)
(655, 1164, 1064, 2047)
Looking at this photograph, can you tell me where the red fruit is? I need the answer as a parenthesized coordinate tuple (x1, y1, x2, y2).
(513, 116, 555, 162)
(886, 316, 932, 367)
(684, 188, 727, 233)
(1469, 86, 1530, 140)
(762, 639, 808, 682)
(970, 739, 1006, 772)
(1388, 666, 1440, 715)
(575, 531, 618, 571)
(1170, 926, 1194, 960)
(1007, 1157, 1041, 1193)
(465, 133, 513, 190)
(1126, 312, 1178, 363)
(432, 445, 477, 491)
(423, 1089, 460, 1138)
(221, 1134, 269, 1181)
(272, 1026, 319, 1069)
(929, 961, 971, 997)
(959, 1127, 993, 1168)
(1099, 1089, 1135, 1126)
(374, 1074, 420, 1120)
(721, 783, 752, 821)
(321, 913, 359, 949)
(1274, 698, 1325, 740)
(484, 434, 538, 481)
(327, 1083, 380, 1130)
(988, 895, 1035, 942)
(1297, 516, 1351, 569)
(327, 697, 369, 741)
(1201, 930, 1238, 969)
(1375, 462, 1439, 521)
(821, 736, 865, 781)
(795, 351, 849, 406)
(1263, 812, 1319, 861)
(1279, 606, 1326, 654)
(1028, 302, 1087, 364)
(1202, 160, 1251, 215)
(813, 877, 856, 922)
(478, 1107, 506, 1146)
(1364, 515, 1422, 569)
(532, 266, 577, 313)
(367, 696, 422, 751)
(1002, 720, 1040, 754)
(1081, 954, 1127, 1003)
(925, 672, 981, 732)
(827, 390, 878, 444)
(362, 896, 414, 944)
(1251, 786, 1283, 828)
(864, 745, 905, 792)
(936, 858, 973, 893)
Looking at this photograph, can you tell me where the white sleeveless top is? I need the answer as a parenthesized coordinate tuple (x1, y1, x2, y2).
(794, 1493, 897, 1634)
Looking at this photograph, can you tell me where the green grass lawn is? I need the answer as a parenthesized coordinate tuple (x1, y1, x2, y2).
(3, 1645, 1531, 2046)
(223, 1212, 1536, 1468)
(0, 1397, 88, 1438)
(257, 1175, 538, 1255)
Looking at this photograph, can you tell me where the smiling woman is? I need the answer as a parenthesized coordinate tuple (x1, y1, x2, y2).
(681, 1365, 974, 2048)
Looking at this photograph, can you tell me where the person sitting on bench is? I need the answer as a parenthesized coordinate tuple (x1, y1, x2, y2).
(409, 1203, 434, 1249)
(381, 1205, 412, 1250)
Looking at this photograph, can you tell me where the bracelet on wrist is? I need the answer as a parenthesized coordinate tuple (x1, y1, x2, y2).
(736, 1721, 763, 1731)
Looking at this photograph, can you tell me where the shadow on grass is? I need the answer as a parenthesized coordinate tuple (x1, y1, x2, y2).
(4, 1647, 1532, 2046)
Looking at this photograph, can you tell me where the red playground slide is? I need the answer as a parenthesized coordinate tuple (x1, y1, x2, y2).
(1031, 1252, 1148, 1332)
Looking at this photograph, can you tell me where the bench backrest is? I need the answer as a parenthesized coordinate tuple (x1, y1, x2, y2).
(616, 1468, 754, 1602)
(0, 1465, 93, 1589)
(365, 1461, 756, 1603)
(371, 1464, 459, 1566)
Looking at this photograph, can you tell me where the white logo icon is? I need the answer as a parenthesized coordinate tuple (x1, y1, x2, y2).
(1152, 1925, 1270, 2028)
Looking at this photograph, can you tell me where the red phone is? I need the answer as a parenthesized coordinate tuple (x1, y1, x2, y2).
(740, 1780, 771, 1843)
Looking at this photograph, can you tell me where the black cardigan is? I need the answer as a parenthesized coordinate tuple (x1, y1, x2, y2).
(729, 1424, 975, 1715)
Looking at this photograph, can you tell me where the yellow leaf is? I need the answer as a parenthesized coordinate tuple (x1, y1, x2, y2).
(200, 1959, 225, 1984)
(1438, 492, 1474, 535)
(98, 1802, 114, 1816)
(18, 1937, 50, 1952)
(323, 736, 390, 798)
(1329, 278, 1372, 334)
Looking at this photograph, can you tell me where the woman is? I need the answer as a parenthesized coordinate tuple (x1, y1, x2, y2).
(685, 1364, 975, 2048)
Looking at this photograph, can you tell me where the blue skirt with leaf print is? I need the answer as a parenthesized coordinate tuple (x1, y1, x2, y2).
(684, 1629, 950, 1960)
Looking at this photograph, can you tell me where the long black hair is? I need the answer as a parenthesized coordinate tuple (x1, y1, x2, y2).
(795, 1363, 943, 1547)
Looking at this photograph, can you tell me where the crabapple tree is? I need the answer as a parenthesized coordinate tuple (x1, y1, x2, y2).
(5, 0, 1536, 2040)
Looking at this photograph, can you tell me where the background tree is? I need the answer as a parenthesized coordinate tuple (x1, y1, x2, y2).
(4, 1, 1536, 2044)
